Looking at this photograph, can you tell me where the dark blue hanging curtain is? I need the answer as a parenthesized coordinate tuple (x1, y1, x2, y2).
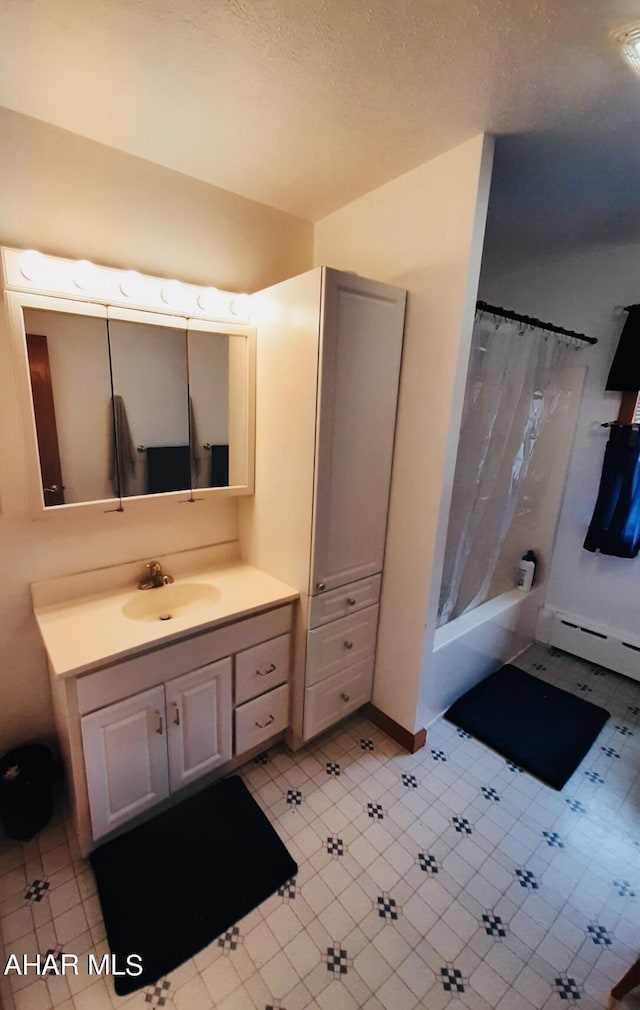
(584, 425, 640, 558)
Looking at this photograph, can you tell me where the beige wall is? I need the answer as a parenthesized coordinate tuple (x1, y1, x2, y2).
(0, 106, 313, 752)
(314, 135, 494, 734)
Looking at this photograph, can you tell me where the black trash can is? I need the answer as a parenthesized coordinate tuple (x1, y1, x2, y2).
(0, 744, 55, 840)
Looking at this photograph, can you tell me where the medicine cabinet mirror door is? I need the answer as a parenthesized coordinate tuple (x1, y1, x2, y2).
(19, 299, 117, 512)
(7, 292, 256, 518)
(108, 311, 190, 500)
(187, 320, 254, 494)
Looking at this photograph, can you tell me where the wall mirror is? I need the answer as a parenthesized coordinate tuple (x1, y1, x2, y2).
(3, 248, 255, 517)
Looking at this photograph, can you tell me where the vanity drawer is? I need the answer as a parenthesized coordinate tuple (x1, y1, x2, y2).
(303, 656, 374, 740)
(308, 575, 381, 629)
(235, 633, 290, 705)
(235, 683, 289, 755)
(306, 605, 379, 687)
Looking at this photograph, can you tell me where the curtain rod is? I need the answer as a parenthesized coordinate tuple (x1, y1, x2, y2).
(476, 300, 597, 345)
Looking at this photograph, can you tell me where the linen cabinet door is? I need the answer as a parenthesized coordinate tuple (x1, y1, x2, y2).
(165, 658, 232, 792)
(311, 270, 405, 594)
(81, 685, 169, 841)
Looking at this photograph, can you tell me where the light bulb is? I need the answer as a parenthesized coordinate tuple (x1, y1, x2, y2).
(230, 294, 250, 318)
(613, 23, 640, 75)
(18, 249, 46, 282)
(197, 287, 220, 314)
(119, 270, 143, 298)
(161, 279, 183, 306)
(72, 259, 97, 290)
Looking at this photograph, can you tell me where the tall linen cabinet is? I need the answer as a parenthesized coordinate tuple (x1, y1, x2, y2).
(240, 267, 405, 747)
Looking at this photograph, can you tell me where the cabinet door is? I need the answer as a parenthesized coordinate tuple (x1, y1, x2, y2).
(81, 685, 168, 841)
(311, 269, 406, 594)
(165, 658, 232, 792)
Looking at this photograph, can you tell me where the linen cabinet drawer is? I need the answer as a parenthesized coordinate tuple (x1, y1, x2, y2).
(235, 633, 290, 705)
(303, 656, 374, 740)
(308, 574, 381, 629)
(306, 605, 379, 687)
(235, 683, 289, 755)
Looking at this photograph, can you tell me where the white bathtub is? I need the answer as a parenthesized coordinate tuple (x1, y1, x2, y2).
(418, 587, 543, 728)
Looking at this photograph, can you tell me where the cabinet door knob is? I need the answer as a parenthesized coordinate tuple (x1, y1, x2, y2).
(344, 640, 354, 650)
(257, 663, 276, 677)
(341, 692, 350, 702)
(255, 714, 275, 729)
(316, 582, 326, 592)
(173, 704, 180, 726)
(44, 485, 59, 493)
(347, 597, 357, 606)
(155, 710, 164, 735)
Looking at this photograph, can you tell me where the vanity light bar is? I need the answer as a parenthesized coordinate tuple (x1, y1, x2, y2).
(0, 248, 251, 323)
(613, 22, 640, 76)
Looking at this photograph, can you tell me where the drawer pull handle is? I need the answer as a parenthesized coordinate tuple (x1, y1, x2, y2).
(155, 711, 164, 735)
(347, 597, 357, 606)
(173, 704, 180, 726)
(344, 640, 354, 650)
(255, 714, 275, 729)
(316, 582, 326, 591)
(257, 663, 276, 677)
(341, 692, 350, 702)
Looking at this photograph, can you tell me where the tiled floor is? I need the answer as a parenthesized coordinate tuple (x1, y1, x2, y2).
(1, 643, 639, 1010)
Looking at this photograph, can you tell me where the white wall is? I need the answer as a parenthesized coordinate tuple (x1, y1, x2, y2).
(0, 106, 313, 751)
(314, 134, 494, 734)
(481, 240, 640, 638)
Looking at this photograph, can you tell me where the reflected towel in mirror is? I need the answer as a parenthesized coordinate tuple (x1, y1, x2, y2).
(109, 395, 136, 496)
(146, 445, 191, 494)
(189, 395, 202, 479)
(210, 444, 229, 487)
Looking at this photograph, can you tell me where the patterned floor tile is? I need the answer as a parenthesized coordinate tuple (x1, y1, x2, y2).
(1, 645, 639, 1010)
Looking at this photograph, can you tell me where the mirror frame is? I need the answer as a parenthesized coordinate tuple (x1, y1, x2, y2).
(2, 249, 255, 518)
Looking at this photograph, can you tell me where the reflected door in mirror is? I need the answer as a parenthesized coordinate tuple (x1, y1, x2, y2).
(23, 309, 113, 505)
(26, 333, 65, 506)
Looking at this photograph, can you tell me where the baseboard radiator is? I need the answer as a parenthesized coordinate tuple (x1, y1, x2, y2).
(547, 610, 640, 683)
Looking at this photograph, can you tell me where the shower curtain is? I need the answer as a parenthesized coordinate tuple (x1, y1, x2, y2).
(438, 315, 573, 626)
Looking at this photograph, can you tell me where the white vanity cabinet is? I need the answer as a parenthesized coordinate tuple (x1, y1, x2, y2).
(48, 599, 293, 852)
(240, 268, 405, 745)
(81, 658, 232, 839)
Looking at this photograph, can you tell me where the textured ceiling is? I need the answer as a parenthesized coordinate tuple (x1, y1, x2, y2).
(0, 0, 639, 243)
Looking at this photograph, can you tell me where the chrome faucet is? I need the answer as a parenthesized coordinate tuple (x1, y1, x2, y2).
(138, 560, 174, 590)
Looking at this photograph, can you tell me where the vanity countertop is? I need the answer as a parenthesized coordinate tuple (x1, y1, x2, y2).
(32, 556, 299, 679)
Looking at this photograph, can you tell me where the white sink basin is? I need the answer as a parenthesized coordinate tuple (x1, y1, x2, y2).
(121, 583, 221, 623)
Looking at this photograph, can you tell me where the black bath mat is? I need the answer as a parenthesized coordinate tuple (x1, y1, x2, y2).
(89, 775, 297, 996)
(444, 663, 609, 790)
